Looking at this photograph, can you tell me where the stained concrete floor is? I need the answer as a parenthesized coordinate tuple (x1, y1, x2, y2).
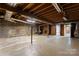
(0, 35, 79, 56)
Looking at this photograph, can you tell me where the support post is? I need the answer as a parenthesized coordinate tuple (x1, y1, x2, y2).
(71, 23, 76, 38)
(31, 25, 33, 44)
(60, 24, 64, 36)
(77, 23, 79, 38)
(48, 25, 51, 35)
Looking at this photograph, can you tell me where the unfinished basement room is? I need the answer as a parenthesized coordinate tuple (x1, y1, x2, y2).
(0, 3, 79, 56)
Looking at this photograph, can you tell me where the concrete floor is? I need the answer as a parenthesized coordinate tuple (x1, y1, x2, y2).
(0, 35, 79, 56)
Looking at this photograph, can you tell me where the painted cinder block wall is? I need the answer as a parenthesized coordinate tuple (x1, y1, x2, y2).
(0, 20, 37, 38)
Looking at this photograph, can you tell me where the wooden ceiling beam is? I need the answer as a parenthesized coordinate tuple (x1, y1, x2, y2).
(38, 9, 53, 15)
(66, 10, 79, 13)
(61, 3, 70, 7)
(23, 3, 34, 11)
(40, 12, 56, 16)
(52, 3, 67, 21)
(58, 19, 79, 23)
(36, 9, 55, 16)
(29, 3, 45, 12)
(41, 14, 62, 20)
(65, 6, 79, 11)
(19, 11, 53, 24)
(64, 4, 79, 10)
(0, 3, 53, 24)
(33, 5, 53, 14)
(0, 3, 16, 12)
(42, 15, 54, 18)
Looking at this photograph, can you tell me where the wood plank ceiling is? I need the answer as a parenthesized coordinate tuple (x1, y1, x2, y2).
(0, 3, 79, 25)
(60, 3, 79, 21)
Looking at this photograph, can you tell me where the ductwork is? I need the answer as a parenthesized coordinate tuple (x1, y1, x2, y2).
(5, 10, 16, 23)
(52, 3, 68, 21)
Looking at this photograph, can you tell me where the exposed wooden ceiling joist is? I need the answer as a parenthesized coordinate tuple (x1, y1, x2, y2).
(33, 5, 53, 14)
(52, 3, 62, 13)
(64, 4, 79, 10)
(61, 3, 70, 7)
(23, 3, 35, 11)
(0, 4, 16, 12)
(29, 3, 45, 12)
(0, 3, 53, 25)
(64, 5, 79, 11)
(1, 3, 79, 24)
(52, 3, 67, 21)
(40, 12, 57, 17)
(36, 9, 55, 16)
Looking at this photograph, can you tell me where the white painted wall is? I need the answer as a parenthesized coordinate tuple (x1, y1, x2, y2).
(56, 24, 71, 37)
(56, 24, 60, 36)
(64, 24, 71, 37)
(0, 25, 37, 38)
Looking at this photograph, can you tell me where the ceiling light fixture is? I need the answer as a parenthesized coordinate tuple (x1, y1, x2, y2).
(63, 17, 67, 21)
(5, 10, 16, 23)
(52, 3, 61, 13)
(27, 19, 36, 23)
(52, 3, 68, 21)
